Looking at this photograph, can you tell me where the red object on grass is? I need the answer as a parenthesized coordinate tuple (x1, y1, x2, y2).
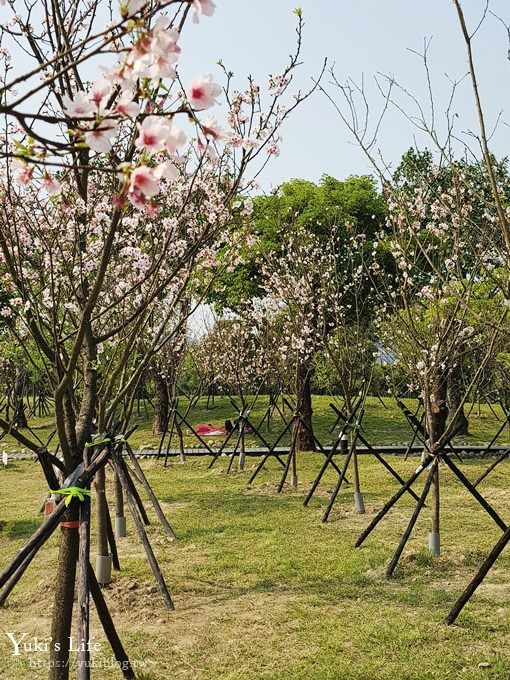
(195, 423, 226, 436)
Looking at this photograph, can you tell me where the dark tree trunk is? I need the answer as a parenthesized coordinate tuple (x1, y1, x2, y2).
(425, 371, 449, 557)
(447, 360, 469, 436)
(152, 371, 169, 436)
(49, 510, 79, 680)
(12, 366, 28, 429)
(295, 359, 315, 452)
(427, 369, 449, 445)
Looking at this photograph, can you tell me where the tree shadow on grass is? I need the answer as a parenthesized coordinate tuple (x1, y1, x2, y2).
(2, 517, 41, 539)
(0, 462, 22, 472)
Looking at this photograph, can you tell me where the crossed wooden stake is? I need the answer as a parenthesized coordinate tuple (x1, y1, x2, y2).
(351, 422, 508, 623)
(0, 434, 176, 680)
(395, 398, 464, 464)
(471, 407, 510, 488)
(304, 401, 422, 521)
(248, 396, 346, 492)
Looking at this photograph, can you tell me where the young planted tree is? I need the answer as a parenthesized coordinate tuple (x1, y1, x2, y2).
(151, 301, 189, 436)
(324, 12, 510, 559)
(0, 1, 314, 676)
(208, 175, 385, 450)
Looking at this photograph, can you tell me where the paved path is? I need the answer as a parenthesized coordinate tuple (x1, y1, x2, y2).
(4, 444, 508, 462)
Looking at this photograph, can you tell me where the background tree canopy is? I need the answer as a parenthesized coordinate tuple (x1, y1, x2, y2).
(207, 174, 386, 312)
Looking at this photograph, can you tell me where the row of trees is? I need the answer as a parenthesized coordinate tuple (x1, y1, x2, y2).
(145, 153, 510, 452)
(1, 2, 509, 676)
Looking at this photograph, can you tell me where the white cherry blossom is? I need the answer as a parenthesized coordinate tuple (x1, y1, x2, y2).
(62, 91, 94, 118)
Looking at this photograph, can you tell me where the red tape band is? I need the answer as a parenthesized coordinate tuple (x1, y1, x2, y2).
(60, 520, 80, 529)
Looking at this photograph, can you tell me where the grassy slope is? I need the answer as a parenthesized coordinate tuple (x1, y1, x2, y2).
(1, 453, 510, 679)
(2, 396, 508, 456)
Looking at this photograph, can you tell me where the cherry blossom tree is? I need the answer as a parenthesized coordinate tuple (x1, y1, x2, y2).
(322, 1, 510, 557)
(0, 2, 317, 677)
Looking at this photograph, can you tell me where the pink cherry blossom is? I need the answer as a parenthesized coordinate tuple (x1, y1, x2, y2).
(127, 19, 180, 83)
(62, 91, 94, 118)
(91, 78, 112, 108)
(150, 18, 180, 61)
(148, 54, 178, 81)
(85, 121, 118, 153)
(192, 0, 216, 23)
(15, 165, 34, 185)
(165, 126, 186, 154)
(266, 141, 280, 157)
(186, 74, 222, 111)
(268, 74, 289, 95)
(135, 115, 185, 155)
(115, 94, 140, 118)
(129, 165, 159, 198)
(101, 64, 136, 90)
(127, 190, 146, 210)
(201, 116, 223, 141)
(135, 116, 170, 154)
(42, 174, 62, 196)
(154, 161, 178, 181)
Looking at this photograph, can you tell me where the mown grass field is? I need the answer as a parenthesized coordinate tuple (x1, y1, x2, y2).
(2, 395, 509, 456)
(1, 446, 510, 679)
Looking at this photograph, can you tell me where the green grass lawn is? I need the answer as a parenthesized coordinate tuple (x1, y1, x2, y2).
(2, 395, 509, 456)
(1, 453, 510, 679)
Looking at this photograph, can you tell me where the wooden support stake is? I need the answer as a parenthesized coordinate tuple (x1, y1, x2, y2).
(112, 450, 175, 610)
(439, 453, 507, 531)
(473, 449, 510, 487)
(0, 447, 111, 588)
(76, 477, 91, 680)
(386, 462, 436, 578)
(446, 525, 510, 625)
(322, 438, 357, 523)
(0, 541, 39, 607)
(89, 565, 136, 679)
(248, 417, 295, 484)
(277, 417, 300, 493)
(208, 426, 238, 469)
(125, 443, 176, 540)
(105, 502, 121, 571)
(116, 453, 151, 526)
(355, 456, 433, 548)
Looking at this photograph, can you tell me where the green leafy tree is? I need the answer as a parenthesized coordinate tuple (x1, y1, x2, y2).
(207, 175, 386, 448)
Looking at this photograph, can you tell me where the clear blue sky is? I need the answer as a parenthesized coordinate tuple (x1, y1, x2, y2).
(180, 1, 510, 190)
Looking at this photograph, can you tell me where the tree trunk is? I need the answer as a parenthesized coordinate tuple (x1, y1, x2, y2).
(295, 359, 315, 452)
(12, 366, 28, 429)
(425, 372, 449, 557)
(49, 511, 79, 680)
(152, 371, 169, 436)
(447, 360, 469, 436)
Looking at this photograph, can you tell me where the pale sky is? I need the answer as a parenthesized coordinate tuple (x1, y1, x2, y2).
(3, 1, 508, 190)
(183, 0, 510, 331)
(180, 0, 510, 190)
